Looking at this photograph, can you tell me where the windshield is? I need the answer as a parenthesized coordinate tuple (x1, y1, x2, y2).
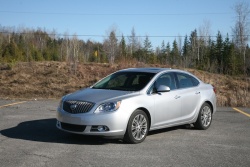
(92, 72, 155, 91)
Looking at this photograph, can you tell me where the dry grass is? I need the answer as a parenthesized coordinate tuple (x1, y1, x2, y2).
(0, 61, 249, 107)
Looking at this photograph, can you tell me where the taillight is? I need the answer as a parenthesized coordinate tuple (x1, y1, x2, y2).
(213, 85, 216, 93)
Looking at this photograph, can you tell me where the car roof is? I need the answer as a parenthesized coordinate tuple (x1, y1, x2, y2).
(119, 68, 172, 74)
(118, 68, 201, 82)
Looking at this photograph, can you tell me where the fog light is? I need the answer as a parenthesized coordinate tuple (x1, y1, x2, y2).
(91, 125, 110, 132)
(97, 126, 109, 132)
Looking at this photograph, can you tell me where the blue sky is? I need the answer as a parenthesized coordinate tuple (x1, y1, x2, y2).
(0, 0, 244, 48)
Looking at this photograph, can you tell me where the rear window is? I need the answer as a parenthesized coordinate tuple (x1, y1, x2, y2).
(176, 73, 199, 88)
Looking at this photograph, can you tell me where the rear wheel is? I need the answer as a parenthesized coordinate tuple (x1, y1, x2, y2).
(194, 103, 212, 130)
(124, 110, 149, 144)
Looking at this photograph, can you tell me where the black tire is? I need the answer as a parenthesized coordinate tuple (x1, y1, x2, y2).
(194, 102, 212, 130)
(124, 110, 149, 144)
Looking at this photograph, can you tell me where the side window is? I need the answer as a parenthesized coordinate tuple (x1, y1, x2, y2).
(190, 76, 200, 86)
(176, 73, 198, 89)
(155, 73, 177, 90)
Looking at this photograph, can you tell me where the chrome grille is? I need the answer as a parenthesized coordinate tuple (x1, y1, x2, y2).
(63, 100, 94, 114)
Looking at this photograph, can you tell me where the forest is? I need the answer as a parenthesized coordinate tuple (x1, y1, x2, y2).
(0, 25, 249, 76)
(0, 3, 249, 76)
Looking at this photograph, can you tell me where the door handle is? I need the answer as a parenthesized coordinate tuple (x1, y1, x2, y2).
(195, 91, 200, 94)
(174, 95, 181, 99)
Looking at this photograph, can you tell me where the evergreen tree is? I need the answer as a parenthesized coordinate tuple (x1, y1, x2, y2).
(165, 42, 171, 65)
(189, 29, 198, 67)
(143, 36, 152, 54)
(215, 31, 224, 73)
(208, 38, 217, 73)
(170, 40, 179, 66)
(223, 34, 231, 74)
(120, 35, 127, 59)
(161, 40, 166, 54)
(182, 35, 190, 67)
(157, 40, 166, 64)
(142, 36, 153, 63)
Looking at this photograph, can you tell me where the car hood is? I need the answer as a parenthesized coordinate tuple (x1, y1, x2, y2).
(64, 88, 140, 103)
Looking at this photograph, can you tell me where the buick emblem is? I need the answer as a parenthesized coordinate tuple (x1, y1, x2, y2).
(70, 104, 77, 111)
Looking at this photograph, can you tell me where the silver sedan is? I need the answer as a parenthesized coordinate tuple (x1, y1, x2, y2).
(56, 68, 216, 143)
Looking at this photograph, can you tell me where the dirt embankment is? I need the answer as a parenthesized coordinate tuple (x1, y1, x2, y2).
(0, 61, 249, 107)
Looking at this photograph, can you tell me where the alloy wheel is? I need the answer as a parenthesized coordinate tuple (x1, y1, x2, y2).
(201, 106, 212, 127)
(131, 114, 148, 140)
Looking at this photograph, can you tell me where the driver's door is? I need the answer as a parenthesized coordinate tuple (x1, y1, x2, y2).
(151, 73, 182, 128)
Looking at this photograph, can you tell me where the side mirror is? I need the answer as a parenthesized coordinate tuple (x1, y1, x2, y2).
(156, 85, 170, 92)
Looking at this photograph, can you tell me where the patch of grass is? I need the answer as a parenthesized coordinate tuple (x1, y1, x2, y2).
(0, 61, 249, 107)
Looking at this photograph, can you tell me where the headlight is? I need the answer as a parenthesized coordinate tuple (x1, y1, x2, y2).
(95, 101, 121, 113)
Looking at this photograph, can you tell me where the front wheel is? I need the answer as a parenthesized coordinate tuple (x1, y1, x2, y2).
(194, 103, 212, 130)
(124, 110, 149, 144)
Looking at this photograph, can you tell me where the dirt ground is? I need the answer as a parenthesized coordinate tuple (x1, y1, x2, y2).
(0, 61, 249, 107)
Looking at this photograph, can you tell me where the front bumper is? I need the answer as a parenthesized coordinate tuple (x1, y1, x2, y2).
(56, 108, 130, 138)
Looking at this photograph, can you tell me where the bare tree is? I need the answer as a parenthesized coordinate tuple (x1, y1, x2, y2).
(71, 34, 79, 74)
(103, 30, 118, 64)
(63, 32, 70, 62)
(199, 19, 211, 46)
(177, 35, 182, 56)
(198, 20, 212, 69)
(232, 1, 250, 73)
(50, 28, 57, 40)
(128, 27, 140, 55)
